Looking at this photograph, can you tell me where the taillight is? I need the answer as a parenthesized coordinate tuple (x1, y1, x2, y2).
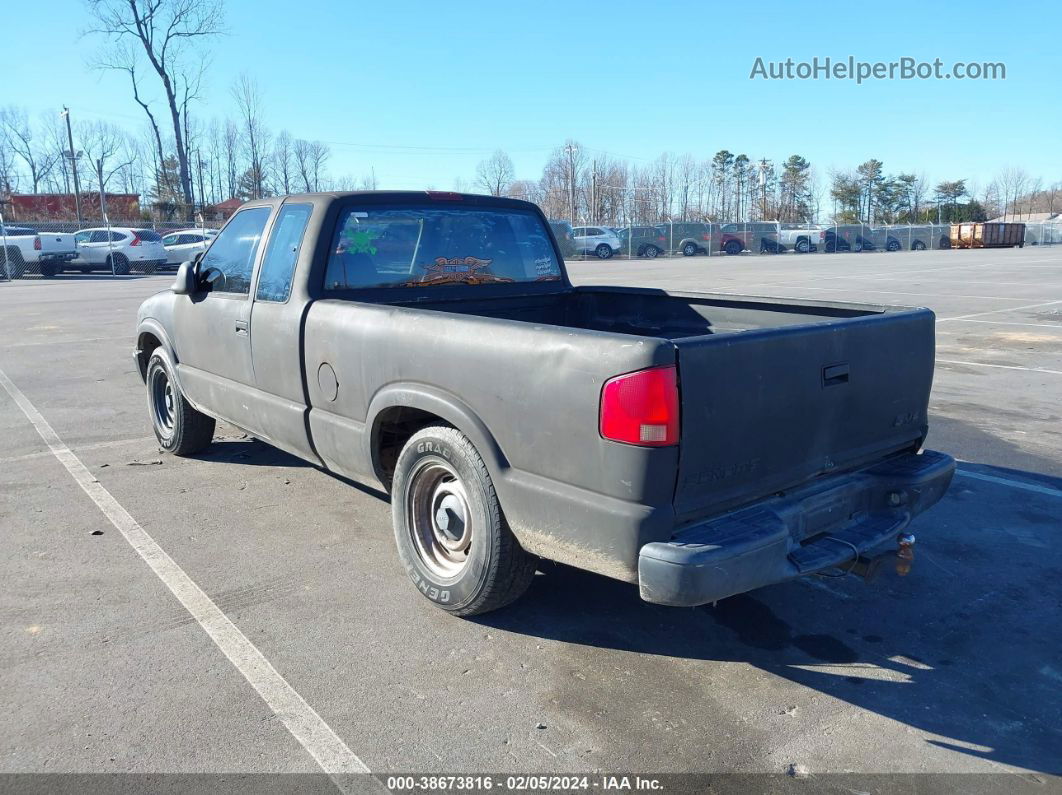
(34, 236, 42, 250)
(599, 365, 679, 447)
(130, 234, 142, 246)
(701, 233, 710, 240)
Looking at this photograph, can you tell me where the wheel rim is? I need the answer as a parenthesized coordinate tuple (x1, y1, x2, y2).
(149, 367, 175, 437)
(646, 247, 657, 258)
(683, 245, 695, 256)
(407, 458, 473, 579)
(798, 241, 808, 252)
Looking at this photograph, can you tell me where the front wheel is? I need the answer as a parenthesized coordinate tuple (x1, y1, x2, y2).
(595, 243, 613, 260)
(911, 240, 926, 251)
(392, 425, 537, 616)
(146, 348, 215, 455)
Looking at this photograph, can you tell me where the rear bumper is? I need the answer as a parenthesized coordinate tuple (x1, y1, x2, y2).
(638, 450, 955, 606)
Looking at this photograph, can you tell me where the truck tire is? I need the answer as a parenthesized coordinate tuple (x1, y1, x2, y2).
(392, 425, 537, 616)
(3, 247, 26, 278)
(681, 242, 697, 257)
(146, 348, 215, 456)
(724, 240, 742, 256)
(111, 253, 130, 275)
(40, 261, 59, 278)
(795, 238, 810, 253)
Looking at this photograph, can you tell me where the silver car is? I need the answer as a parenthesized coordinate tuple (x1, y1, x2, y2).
(161, 228, 219, 269)
(571, 226, 621, 259)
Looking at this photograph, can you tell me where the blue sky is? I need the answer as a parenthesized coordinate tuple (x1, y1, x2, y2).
(5, 0, 1061, 193)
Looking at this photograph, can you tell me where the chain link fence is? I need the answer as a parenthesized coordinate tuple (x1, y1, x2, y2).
(556, 220, 1061, 261)
(2, 217, 219, 280)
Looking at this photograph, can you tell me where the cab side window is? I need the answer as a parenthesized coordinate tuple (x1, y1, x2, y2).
(200, 207, 272, 295)
(256, 204, 312, 303)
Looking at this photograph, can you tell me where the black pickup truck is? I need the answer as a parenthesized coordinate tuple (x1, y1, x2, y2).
(134, 192, 955, 616)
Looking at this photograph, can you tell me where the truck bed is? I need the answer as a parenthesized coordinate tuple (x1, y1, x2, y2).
(392, 285, 934, 524)
(392, 286, 881, 338)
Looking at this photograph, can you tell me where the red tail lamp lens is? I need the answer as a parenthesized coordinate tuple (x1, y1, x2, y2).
(599, 365, 679, 447)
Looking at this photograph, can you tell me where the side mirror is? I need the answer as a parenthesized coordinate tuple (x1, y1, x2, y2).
(172, 261, 197, 295)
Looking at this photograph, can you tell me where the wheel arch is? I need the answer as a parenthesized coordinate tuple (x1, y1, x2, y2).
(366, 384, 510, 493)
(135, 319, 176, 383)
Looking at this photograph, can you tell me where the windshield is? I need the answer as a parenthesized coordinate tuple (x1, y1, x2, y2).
(323, 205, 563, 290)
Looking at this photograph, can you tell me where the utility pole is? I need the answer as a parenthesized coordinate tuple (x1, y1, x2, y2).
(590, 160, 597, 225)
(564, 142, 578, 224)
(61, 107, 83, 226)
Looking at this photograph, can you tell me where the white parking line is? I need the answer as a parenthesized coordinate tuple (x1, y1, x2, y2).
(936, 359, 1062, 376)
(956, 469, 1062, 498)
(0, 366, 371, 787)
(937, 299, 1062, 322)
(950, 319, 1062, 330)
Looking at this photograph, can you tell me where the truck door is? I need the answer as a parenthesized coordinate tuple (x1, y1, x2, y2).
(246, 202, 318, 462)
(172, 205, 273, 435)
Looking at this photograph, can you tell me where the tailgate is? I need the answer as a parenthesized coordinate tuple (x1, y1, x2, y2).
(673, 309, 936, 522)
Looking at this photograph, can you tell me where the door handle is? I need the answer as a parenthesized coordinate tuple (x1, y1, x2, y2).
(234, 320, 249, 335)
(822, 363, 850, 387)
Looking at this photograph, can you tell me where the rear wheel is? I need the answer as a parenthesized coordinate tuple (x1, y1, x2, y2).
(110, 253, 130, 275)
(40, 261, 58, 278)
(681, 242, 698, 257)
(595, 243, 613, 260)
(643, 244, 660, 259)
(795, 238, 810, 253)
(146, 348, 215, 455)
(392, 425, 537, 616)
(3, 248, 26, 278)
(724, 240, 742, 256)
(911, 240, 926, 251)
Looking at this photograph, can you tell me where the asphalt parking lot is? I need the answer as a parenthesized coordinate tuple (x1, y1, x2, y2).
(1, 247, 1060, 787)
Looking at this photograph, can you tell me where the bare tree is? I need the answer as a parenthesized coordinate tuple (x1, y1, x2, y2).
(232, 74, 269, 199)
(1, 107, 58, 192)
(475, 149, 514, 196)
(294, 139, 330, 192)
(87, 0, 223, 216)
(272, 130, 294, 195)
(79, 120, 134, 191)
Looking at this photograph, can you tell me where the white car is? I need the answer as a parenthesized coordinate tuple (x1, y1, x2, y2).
(161, 228, 219, 269)
(571, 226, 621, 259)
(72, 227, 168, 275)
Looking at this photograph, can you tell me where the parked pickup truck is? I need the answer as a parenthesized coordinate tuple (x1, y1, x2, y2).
(0, 225, 79, 277)
(134, 192, 955, 616)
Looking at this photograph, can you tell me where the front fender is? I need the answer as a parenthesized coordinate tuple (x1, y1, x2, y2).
(134, 318, 178, 384)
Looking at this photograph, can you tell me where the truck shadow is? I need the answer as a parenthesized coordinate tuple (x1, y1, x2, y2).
(477, 459, 1062, 775)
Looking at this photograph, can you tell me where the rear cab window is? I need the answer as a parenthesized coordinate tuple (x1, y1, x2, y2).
(323, 205, 562, 291)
